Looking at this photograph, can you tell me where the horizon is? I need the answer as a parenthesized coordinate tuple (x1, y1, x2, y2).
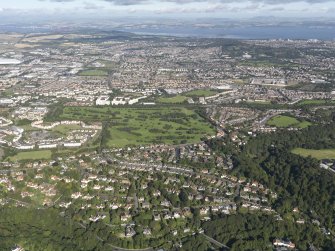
(0, 0, 335, 21)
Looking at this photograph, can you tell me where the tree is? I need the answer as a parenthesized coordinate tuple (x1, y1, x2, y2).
(179, 189, 189, 207)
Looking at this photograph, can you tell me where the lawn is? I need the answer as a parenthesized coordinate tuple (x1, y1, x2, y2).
(78, 69, 108, 76)
(267, 115, 312, 128)
(8, 150, 52, 162)
(157, 95, 188, 104)
(292, 148, 335, 160)
(60, 106, 215, 148)
(184, 89, 218, 97)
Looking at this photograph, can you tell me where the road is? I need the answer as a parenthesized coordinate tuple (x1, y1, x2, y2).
(107, 243, 154, 251)
(95, 234, 154, 251)
(201, 233, 230, 250)
(134, 193, 139, 212)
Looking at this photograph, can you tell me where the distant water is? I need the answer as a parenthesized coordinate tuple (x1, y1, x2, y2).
(119, 25, 335, 40)
(0, 24, 334, 40)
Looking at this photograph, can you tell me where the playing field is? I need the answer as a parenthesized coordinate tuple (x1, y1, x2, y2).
(157, 95, 188, 103)
(184, 89, 218, 97)
(267, 115, 311, 128)
(292, 148, 335, 160)
(60, 106, 215, 147)
(8, 150, 52, 162)
(78, 69, 108, 76)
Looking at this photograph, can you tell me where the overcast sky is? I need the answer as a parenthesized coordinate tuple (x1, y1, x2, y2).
(0, 0, 334, 19)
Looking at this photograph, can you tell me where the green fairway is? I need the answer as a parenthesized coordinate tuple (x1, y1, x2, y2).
(60, 106, 215, 147)
(184, 89, 218, 97)
(292, 148, 335, 160)
(157, 95, 187, 104)
(78, 69, 108, 76)
(267, 115, 311, 128)
(8, 150, 52, 161)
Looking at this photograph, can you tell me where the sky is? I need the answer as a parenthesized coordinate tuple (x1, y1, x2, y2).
(0, 0, 335, 20)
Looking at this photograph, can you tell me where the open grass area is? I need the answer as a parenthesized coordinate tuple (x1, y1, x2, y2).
(60, 106, 215, 148)
(157, 95, 188, 104)
(51, 124, 82, 134)
(298, 99, 335, 105)
(297, 121, 313, 129)
(93, 60, 119, 70)
(18, 124, 38, 132)
(8, 150, 52, 162)
(267, 115, 312, 128)
(238, 60, 298, 68)
(246, 100, 271, 104)
(184, 89, 218, 97)
(78, 69, 108, 76)
(292, 148, 335, 160)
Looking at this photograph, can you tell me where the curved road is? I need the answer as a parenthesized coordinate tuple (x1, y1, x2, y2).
(201, 233, 230, 250)
(107, 243, 154, 251)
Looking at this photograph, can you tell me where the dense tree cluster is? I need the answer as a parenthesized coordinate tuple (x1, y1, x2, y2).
(201, 116, 335, 250)
(0, 207, 106, 250)
(235, 123, 335, 220)
(203, 214, 334, 251)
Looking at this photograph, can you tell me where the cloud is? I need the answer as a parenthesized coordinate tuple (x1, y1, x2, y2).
(164, 0, 333, 4)
(101, 0, 148, 5)
(83, 1, 102, 10)
(43, 0, 75, 2)
(267, 7, 285, 11)
(39, 0, 335, 6)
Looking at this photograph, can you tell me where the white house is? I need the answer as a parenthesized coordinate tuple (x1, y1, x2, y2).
(38, 143, 58, 149)
(96, 96, 110, 106)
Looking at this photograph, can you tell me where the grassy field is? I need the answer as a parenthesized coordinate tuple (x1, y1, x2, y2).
(184, 89, 218, 97)
(8, 150, 52, 162)
(267, 115, 312, 128)
(157, 95, 188, 104)
(60, 106, 215, 147)
(92, 60, 119, 70)
(78, 69, 108, 76)
(298, 99, 335, 105)
(292, 148, 335, 160)
(238, 60, 298, 68)
(296, 121, 312, 129)
(51, 124, 82, 134)
(246, 100, 271, 104)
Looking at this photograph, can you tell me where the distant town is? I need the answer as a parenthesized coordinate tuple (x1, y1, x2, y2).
(0, 31, 334, 251)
